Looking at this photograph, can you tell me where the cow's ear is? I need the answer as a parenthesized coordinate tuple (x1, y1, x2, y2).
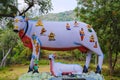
(53, 54, 56, 58)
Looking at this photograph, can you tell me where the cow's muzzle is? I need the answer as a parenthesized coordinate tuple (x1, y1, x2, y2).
(13, 29, 19, 33)
(49, 58, 51, 60)
(13, 26, 19, 33)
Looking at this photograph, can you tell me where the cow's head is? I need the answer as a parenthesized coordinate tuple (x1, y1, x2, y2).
(13, 16, 28, 38)
(13, 16, 27, 32)
(49, 54, 56, 60)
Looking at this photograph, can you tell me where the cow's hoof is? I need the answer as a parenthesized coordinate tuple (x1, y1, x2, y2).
(33, 70, 39, 73)
(28, 67, 33, 73)
(95, 65, 101, 74)
(83, 65, 88, 73)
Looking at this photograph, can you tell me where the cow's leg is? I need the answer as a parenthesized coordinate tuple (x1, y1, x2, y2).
(94, 49, 104, 74)
(83, 51, 92, 73)
(78, 30, 104, 73)
(28, 34, 41, 73)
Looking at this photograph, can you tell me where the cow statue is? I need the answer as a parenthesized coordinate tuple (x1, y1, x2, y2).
(49, 54, 83, 76)
(13, 16, 104, 73)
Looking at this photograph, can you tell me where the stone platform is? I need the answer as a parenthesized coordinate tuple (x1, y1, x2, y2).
(19, 71, 104, 80)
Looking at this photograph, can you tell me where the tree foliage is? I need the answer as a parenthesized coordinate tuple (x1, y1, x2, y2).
(0, 0, 18, 17)
(0, 0, 52, 17)
(75, 0, 120, 75)
(39, 10, 76, 21)
(0, 29, 19, 67)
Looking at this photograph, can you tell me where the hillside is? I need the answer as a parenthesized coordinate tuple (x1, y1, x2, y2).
(39, 10, 77, 21)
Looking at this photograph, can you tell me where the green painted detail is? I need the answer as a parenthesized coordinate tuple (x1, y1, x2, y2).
(88, 29, 92, 32)
(34, 65, 38, 70)
(34, 59, 39, 64)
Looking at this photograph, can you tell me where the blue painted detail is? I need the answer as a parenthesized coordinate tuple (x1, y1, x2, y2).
(22, 16, 25, 19)
(67, 28, 71, 30)
(32, 35, 37, 40)
(38, 39, 42, 46)
(32, 54, 35, 59)
(73, 42, 82, 46)
(80, 34, 85, 36)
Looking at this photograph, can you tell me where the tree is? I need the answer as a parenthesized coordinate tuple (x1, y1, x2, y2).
(75, 0, 120, 75)
(0, 0, 18, 17)
(0, 29, 19, 67)
(0, 0, 52, 17)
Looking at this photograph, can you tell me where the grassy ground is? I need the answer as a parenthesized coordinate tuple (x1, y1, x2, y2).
(0, 64, 50, 80)
(0, 60, 119, 80)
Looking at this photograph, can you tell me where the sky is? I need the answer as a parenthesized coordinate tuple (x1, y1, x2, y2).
(18, 0, 77, 13)
(50, 0, 77, 13)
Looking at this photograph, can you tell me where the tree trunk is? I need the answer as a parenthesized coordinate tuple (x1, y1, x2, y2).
(107, 41, 113, 76)
(2, 49, 5, 57)
(112, 52, 118, 72)
(0, 47, 12, 67)
(108, 49, 113, 76)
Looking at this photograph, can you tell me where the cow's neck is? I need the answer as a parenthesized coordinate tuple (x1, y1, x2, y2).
(19, 20, 32, 38)
(21, 21, 29, 39)
(50, 59, 55, 76)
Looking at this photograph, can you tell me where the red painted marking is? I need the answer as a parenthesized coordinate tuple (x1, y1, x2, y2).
(18, 30, 88, 53)
(62, 72, 72, 75)
(42, 46, 88, 53)
(78, 46, 88, 53)
(19, 30, 33, 50)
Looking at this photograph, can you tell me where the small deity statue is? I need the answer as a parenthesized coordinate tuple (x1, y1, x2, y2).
(40, 28, 47, 35)
(66, 23, 71, 30)
(80, 28, 85, 41)
(36, 19, 43, 26)
(48, 32, 56, 41)
(35, 43, 40, 55)
(90, 35, 95, 42)
(74, 21, 79, 27)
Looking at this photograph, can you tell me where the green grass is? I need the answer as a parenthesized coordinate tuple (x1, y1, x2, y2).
(0, 59, 120, 80)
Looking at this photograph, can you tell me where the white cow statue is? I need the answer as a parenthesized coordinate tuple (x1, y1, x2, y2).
(49, 54, 83, 76)
(13, 16, 104, 73)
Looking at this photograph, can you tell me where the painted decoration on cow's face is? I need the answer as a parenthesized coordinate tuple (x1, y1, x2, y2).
(14, 25, 18, 30)
(36, 19, 44, 26)
(14, 16, 27, 32)
(66, 23, 71, 30)
(74, 21, 79, 27)
(89, 35, 95, 42)
(80, 28, 85, 41)
(40, 27, 47, 35)
(48, 32, 56, 41)
(87, 24, 92, 32)
(14, 18, 19, 23)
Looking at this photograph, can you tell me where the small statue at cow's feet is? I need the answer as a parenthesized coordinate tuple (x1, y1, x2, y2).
(28, 59, 39, 73)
